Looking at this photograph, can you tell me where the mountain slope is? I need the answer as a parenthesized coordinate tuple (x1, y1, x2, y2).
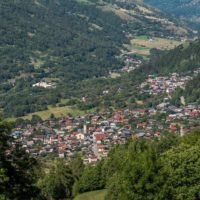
(98, 0, 191, 37)
(144, 0, 200, 30)
(0, 0, 126, 82)
(0, 0, 193, 117)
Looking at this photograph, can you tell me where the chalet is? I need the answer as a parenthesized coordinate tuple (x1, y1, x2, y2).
(91, 116, 101, 124)
(101, 151, 108, 158)
(136, 123, 146, 129)
(97, 144, 105, 153)
(49, 135, 58, 142)
(12, 131, 23, 139)
(132, 132, 145, 139)
(33, 135, 45, 142)
(88, 155, 98, 164)
(170, 123, 178, 132)
(27, 141, 34, 146)
(59, 152, 66, 158)
(76, 133, 85, 140)
(110, 123, 117, 128)
(95, 133, 108, 141)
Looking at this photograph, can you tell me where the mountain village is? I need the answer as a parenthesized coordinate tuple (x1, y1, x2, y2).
(12, 65, 200, 164)
(12, 100, 200, 164)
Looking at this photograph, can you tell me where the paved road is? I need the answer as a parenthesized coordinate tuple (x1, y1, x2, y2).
(92, 140, 101, 160)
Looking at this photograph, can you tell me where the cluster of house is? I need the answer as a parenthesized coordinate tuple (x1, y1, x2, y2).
(12, 113, 132, 164)
(32, 81, 56, 89)
(140, 73, 192, 95)
(121, 56, 142, 73)
(12, 100, 200, 164)
(112, 55, 142, 74)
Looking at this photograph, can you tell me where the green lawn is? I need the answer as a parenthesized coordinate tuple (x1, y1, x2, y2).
(74, 190, 107, 200)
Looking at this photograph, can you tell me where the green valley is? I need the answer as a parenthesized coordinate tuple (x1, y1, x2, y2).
(2, 1, 200, 200)
(0, 0, 194, 118)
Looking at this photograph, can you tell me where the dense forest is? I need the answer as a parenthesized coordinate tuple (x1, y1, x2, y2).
(141, 39, 200, 75)
(2, 118, 200, 199)
(0, 0, 192, 117)
(172, 73, 200, 105)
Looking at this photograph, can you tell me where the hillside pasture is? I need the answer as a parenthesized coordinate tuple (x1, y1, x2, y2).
(124, 36, 182, 56)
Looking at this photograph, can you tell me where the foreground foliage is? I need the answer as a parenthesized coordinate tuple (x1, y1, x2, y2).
(38, 160, 74, 200)
(0, 119, 40, 199)
(75, 131, 200, 200)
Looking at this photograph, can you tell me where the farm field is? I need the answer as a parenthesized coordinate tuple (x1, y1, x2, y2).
(125, 35, 182, 56)
(74, 190, 107, 200)
(132, 36, 182, 49)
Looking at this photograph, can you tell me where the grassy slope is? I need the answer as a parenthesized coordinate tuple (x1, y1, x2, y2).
(74, 190, 107, 200)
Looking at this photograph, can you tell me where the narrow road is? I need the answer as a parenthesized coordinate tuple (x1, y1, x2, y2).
(92, 140, 101, 160)
(180, 96, 186, 105)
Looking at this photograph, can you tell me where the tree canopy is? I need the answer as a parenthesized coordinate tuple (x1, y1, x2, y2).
(0, 119, 40, 199)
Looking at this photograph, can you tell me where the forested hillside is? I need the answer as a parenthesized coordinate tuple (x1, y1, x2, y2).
(144, 0, 200, 30)
(141, 39, 200, 75)
(0, 0, 192, 117)
(0, 0, 128, 82)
